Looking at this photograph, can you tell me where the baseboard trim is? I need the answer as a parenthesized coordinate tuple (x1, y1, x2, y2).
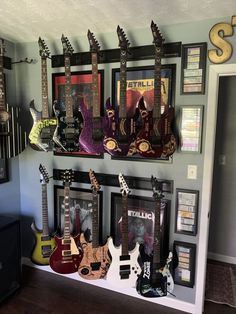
(208, 252, 236, 264)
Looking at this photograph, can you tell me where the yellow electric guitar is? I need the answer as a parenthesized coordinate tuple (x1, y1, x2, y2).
(31, 164, 55, 265)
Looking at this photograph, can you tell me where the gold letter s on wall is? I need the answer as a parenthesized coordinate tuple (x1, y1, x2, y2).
(208, 22, 233, 64)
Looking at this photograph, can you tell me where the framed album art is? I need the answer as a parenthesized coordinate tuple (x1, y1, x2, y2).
(173, 241, 196, 288)
(54, 185, 103, 243)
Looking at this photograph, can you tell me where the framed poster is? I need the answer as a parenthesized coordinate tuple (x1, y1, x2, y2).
(52, 70, 104, 158)
(110, 192, 170, 259)
(175, 188, 199, 236)
(173, 241, 196, 288)
(54, 185, 103, 243)
(0, 157, 8, 183)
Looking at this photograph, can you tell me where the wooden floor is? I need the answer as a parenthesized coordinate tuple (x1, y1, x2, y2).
(0, 266, 235, 314)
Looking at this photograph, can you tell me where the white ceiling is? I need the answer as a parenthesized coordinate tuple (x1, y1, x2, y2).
(0, 0, 235, 43)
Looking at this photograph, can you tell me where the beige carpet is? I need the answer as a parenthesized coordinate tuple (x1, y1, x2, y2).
(205, 259, 236, 308)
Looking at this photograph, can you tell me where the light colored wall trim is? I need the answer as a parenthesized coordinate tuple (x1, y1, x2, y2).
(208, 252, 236, 265)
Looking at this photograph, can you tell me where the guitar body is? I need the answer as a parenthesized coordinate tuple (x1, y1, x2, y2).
(29, 100, 57, 151)
(136, 97, 176, 158)
(49, 234, 83, 274)
(136, 247, 174, 297)
(78, 233, 111, 280)
(106, 237, 141, 288)
(31, 222, 56, 265)
(79, 100, 108, 154)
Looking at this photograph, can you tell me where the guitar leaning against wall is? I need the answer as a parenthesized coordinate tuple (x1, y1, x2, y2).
(31, 164, 55, 265)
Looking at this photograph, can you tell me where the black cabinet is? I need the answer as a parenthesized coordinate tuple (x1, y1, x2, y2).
(0, 216, 21, 302)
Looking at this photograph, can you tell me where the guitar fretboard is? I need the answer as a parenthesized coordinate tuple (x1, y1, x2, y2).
(121, 195, 129, 255)
(152, 196, 161, 272)
(91, 52, 100, 118)
(41, 58, 49, 119)
(0, 55, 6, 111)
(92, 190, 99, 248)
(119, 49, 128, 119)
(42, 183, 49, 236)
(63, 184, 71, 240)
(153, 46, 162, 119)
(64, 55, 73, 119)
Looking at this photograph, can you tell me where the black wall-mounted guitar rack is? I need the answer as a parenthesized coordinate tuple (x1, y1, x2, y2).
(53, 169, 173, 194)
(51, 42, 182, 68)
(3, 56, 12, 70)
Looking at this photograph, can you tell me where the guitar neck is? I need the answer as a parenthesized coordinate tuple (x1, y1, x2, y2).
(121, 195, 129, 255)
(0, 55, 6, 111)
(91, 52, 100, 118)
(119, 49, 128, 119)
(64, 55, 73, 118)
(153, 45, 162, 119)
(152, 197, 161, 268)
(91, 190, 99, 248)
(41, 57, 49, 118)
(63, 184, 71, 239)
(41, 183, 49, 236)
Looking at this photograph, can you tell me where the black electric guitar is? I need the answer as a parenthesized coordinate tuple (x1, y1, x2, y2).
(136, 176, 174, 297)
(49, 169, 83, 274)
(28, 37, 57, 151)
(135, 21, 176, 158)
(53, 35, 81, 152)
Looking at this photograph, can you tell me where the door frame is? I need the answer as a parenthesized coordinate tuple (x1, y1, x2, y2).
(195, 63, 236, 313)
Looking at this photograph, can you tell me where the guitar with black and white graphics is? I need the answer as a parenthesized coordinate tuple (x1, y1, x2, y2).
(49, 169, 83, 274)
(106, 173, 141, 288)
(136, 176, 174, 297)
(28, 37, 57, 151)
(53, 35, 81, 153)
(31, 164, 55, 265)
(78, 169, 111, 280)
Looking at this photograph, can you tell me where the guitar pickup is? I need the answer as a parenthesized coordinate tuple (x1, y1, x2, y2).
(62, 239, 71, 245)
(120, 264, 131, 279)
(42, 245, 52, 257)
(91, 262, 101, 271)
(62, 250, 72, 256)
(65, 128, 75, 134)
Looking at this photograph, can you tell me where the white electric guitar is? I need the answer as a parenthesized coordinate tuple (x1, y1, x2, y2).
(106, 173, 141, 288)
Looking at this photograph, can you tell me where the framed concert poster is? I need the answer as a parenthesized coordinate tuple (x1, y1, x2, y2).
(173, 241, 196, 288)
(175, 188, 199, 236)
(110, 193, 170, 259)
(111, 64, 176, 162)
(54, 185, 103, 243)
(52, 70, 104, 158)
(0, 157, 8, 183)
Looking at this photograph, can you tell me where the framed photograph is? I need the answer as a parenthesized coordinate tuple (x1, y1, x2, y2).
(179, 105, 203, 153)
(173, 241, 196, 288)
(111, 64, 176, 162)
(110, 193, 170, 259)
(52, 70, 104, 158)
(175, 188, 199, 236)
(181, 43, 207, 94)
(54, 185, 103, 243)
(0, 157, 8, 183)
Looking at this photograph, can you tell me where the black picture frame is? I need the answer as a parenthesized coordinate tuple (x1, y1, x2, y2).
(0, 157, 8, 183)
(110, 192, 170, 259)
(181, 42, 207, 94)
(54, 185, 103, 243)
(173, 241, 196, 288)
(52, 70, 104, 158)
(111, 64, 176, 162)
(175, 189, 199, 236)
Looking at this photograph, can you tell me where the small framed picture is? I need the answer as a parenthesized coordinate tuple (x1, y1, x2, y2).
(173, 241, 196, 288)
(0, 157, 8, 183)
(179, 105, 203, 153)
(175, 189, 199, 236)
(181, 42, 207, 94)
(54, 185, 103, 243)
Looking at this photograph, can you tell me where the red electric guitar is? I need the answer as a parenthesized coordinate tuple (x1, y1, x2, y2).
(135, 21, 176, 158)
(49, 169, 83, 274)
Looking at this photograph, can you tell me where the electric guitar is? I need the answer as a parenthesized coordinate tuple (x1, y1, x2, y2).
(49, 169, 83, 274)
(135, 21, 176, 158)
(106, 173, 141, 288)
(28, 37, 57, 151)
(53, 35, 81, 152)
(136, 176, 174, 297)
(79, 30, 108, 154)
(31, 164, 55, 265)
(78, 169, 111, 280)
(103, 26, 139, 157)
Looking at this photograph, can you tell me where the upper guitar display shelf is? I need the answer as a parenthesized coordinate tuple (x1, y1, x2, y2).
(51, 42, 182, 68)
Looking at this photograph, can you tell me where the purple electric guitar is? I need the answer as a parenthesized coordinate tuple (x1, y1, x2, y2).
(103, 26, 139, 156)
(135, 21, 176, 158)
(79, 30, 107, 154)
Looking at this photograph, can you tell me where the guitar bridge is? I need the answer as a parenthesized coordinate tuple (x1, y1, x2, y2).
(120, 264, 131, 279)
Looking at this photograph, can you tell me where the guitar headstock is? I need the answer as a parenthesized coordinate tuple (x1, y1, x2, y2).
(89, 169, 101, 192)
(38, 37, 50, 58)
(39, 164, 50, 184)
(62, 169, 74, 185)
(151, 20, 165, 48)
(0, 38, 5, 57)
(61, 34, 74, 56)
(151, 175, 164, 200)
(117, 25, 130, 52)
(87, 30, 100, 54)
(118, 173, 130, 197)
